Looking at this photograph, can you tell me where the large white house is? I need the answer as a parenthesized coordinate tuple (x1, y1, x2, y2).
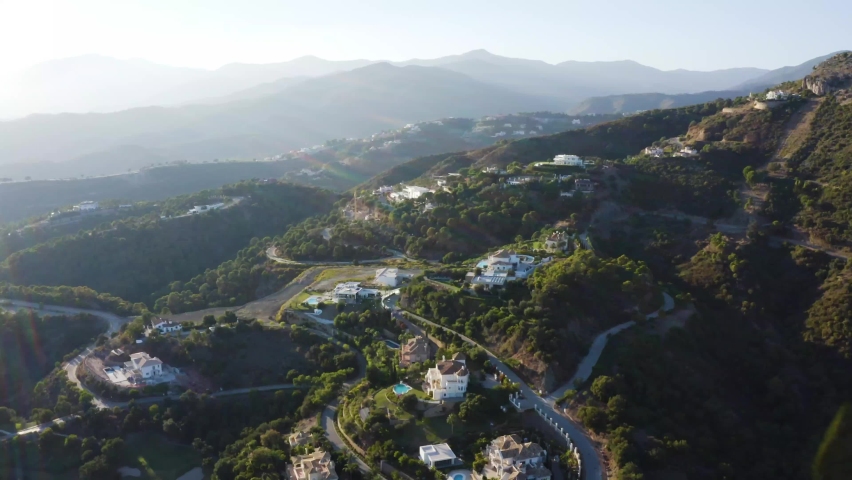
(332, 282, 380, 304)
(766, 90, 789, 101)
(644, 146, 664, 157)
(466, 249, 551, 289)
(188, 203, 225, 215)
(286, 449, 338, 480)
(125, 352, 163, 379)
(424, 353, 469, 400)
(553, 154, 584, 167)
(473, 435, 552, 480)
(74, 201, 99, 212)
(389, 185, 433, 202)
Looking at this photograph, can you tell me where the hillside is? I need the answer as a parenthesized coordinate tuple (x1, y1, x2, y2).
(0, 182, 338, 303)
(362, 102, 721, 190)
(570, 89, 751, 115)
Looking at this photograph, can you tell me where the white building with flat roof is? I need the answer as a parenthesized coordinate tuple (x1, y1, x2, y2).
(419, 443, 460, 469)
(375, 267, 403, 287)
(332, 282, 381, 304)
(74, 201, 99, 212)
(553, 154, 584, 167)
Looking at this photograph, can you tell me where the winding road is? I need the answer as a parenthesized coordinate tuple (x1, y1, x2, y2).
(389, 290, 675, 480)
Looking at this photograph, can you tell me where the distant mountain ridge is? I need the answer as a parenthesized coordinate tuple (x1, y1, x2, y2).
(570, 89, 752, 115)
(1, 49, 780, 118)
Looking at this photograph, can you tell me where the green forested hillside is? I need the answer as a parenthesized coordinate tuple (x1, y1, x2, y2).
(0, 182, 338, 303)
(0, 309, 106, 413)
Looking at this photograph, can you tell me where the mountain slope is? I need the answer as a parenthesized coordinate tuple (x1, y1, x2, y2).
(733, 51, 848, 90)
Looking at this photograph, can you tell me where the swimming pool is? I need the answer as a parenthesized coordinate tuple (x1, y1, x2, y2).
(476, 260, 489, 269)
(453, 475, 465, 480)
(384, 339, 400, 349)
(305, 296, 322, 306)
(392, 383, 412, 395)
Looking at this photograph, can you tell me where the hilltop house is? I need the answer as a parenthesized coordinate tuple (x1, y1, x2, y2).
(400, 335, 431, 367)
(676, 146, 699, 157)
(424, 354, 469, 400)
(506, 176, 534, 186)
(73, 201, 99, 212)
(125, 352, 163, 379)
(332, 282, 380, 304)
(389, 185, 433, 202)
(553, 154, 584, 167)
(188, 203, 225, 215)
(544, 231, 570, 253)
(286, 449, 338, 480)
(373, 185, 394, 195)
(473, 435, 551, 480)
(466, 249, 551, 290)
(644, 146, 664, 157)
(766, 90, 788, 101)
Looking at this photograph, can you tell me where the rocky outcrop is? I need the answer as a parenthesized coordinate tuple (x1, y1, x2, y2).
(803, 76, 832, 96)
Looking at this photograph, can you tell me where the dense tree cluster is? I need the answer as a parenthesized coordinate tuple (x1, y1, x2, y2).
(0, 309, 105, 413)
(403, 250, 657, 386)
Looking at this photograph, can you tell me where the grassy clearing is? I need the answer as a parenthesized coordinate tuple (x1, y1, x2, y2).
(125, 432, 201, 480)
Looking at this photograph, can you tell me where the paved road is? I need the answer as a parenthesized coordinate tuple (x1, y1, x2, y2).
(266, 246, 408, 266)
(399, 309, 606, 480)
(546, 292, 674, 403)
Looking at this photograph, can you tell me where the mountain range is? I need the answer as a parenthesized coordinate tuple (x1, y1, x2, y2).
(0, 49, 839, 180)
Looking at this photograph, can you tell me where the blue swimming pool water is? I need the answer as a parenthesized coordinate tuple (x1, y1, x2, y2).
(476, 260, 489, 268)
(392, 383, 412, 395)
(305, 296, 321, 306)
(384, 339, 400, 349)
(453, 475, 465, 480)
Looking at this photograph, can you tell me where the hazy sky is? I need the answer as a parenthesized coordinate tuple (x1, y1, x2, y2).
(1, 0, 850, 78)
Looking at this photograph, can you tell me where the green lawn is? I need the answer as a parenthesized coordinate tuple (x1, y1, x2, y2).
(125, 433, 201, 480)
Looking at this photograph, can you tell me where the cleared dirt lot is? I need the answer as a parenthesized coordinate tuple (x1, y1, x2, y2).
(163, 267, 323, 324)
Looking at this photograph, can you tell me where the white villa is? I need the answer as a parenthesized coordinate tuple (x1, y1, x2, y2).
(473, 435, 551, 480)
(389, 185, 434, 202)
(553, 154, 584, 167)
(424, 353, 469, 400)
(332, 282, 380, 304)
(506, 176, 535, 186)
(766, 90, 788, 101)
(150, 319, 182, 335)
(125, 352, 163, 379)
(572, 119, 582, 125)
(466, 249, 551, 290)
(188, 203, 225, 215)
(286, 449, 338, 480)
(74, 201, 99, 212)
(644, 146, 664, 157)
(676, 147, 699, 157)
(419, 443, 461, 469)
(373, 185, 394, 195)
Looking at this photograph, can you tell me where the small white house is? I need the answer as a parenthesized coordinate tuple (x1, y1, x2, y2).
(766, 90, 788, 101)
(553, 154, 584, 167)
(572, 119, 582, 125)
(151, 319, 182, 334)
(188, 203, 225, 215)
(419, 443, 460, 469)
(332, 282, 381, 304)
(677, 147, 699, 157)
(644, 147, 664, 157)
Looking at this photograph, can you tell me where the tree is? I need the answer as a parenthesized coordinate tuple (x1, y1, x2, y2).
(100, 437, 125, 464)
(400, 393, 418, 412)
(813, 403, 852, 480)
(260, 429, 285, 450)
(590, 375, 617, 402)
(203, 315, 216, 327)
(79, 455, 113, 480)
(337, 302, 346, 313)
(0, 406, 15, 426)
(447, 413, 459, 434)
